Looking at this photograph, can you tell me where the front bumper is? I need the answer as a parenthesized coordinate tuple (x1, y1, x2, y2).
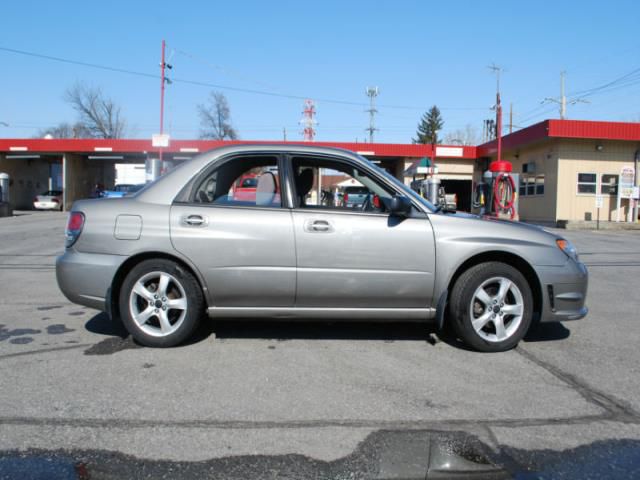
(536, 259, 589, 322)
(56, 249, 127, 311)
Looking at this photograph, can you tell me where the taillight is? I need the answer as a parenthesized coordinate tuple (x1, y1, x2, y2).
(65, 212, 85, 248)
(52, 198, 59, 203)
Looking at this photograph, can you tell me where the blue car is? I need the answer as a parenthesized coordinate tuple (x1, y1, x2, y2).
(101, 184, 145, 198)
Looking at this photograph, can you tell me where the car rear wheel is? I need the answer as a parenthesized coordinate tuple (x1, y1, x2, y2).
(119, 259, 204, 347)
(449, 262, 533, 352)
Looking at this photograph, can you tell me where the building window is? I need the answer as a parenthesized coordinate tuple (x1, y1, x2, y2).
(535, 175, 545, 195)
(577, 173, 597, 194)
(519, 174, 544, 197)
(601, 174, 619, 195)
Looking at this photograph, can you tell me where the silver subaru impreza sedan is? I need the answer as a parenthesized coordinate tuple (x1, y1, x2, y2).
(56, 145, 588, 352)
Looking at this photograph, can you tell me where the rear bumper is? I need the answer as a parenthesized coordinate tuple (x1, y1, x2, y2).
(34, 202, 60, 210)
(56, 250, 127, 311)
(536, 260, 589, 323)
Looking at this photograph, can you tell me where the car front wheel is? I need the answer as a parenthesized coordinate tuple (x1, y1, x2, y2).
(119, 259, 204, 347)
(449, 262, 533, 352)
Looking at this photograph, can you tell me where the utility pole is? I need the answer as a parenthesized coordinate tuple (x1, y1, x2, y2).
(543, 71, 587, 119)
(509, 103, 513, 134)
(488, 64, 504, 162)
(159, 39, 166, 164)
(560, 71, 566, 119)
(365, 87, 379, 143)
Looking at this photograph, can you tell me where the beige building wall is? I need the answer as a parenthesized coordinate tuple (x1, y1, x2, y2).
(556, 139, 638, 222)
(508, 143, 558, 222)
(480, 138, 639, 223)
(484, 142, 559, 223)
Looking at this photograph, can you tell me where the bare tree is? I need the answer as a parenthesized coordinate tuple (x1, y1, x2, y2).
(34, 122, 91, 139)
(64, 83, 127, 138)
(443, 124, 480, 146)
(198, 92, 238, 140)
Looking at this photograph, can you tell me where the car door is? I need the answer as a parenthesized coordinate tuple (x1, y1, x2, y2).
(170, 154, 296, 307)
(289, 154, 436, 309)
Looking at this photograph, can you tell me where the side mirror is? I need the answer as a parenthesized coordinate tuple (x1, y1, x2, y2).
(389, 195, 412, 217)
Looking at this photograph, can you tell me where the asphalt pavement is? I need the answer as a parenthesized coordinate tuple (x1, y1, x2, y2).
(0, 211, 639, 479)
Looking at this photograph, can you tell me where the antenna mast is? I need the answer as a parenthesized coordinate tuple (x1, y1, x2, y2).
(488, 64, 504, 162)
(300, 99, 317, 141)
(365, 87, 379, 143)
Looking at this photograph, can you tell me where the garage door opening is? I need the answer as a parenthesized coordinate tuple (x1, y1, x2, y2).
(441, 179, 472, 212)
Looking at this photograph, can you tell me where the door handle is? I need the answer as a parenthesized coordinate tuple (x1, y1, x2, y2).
(305, 219, 333, 233)
(183, 214, 207, 226)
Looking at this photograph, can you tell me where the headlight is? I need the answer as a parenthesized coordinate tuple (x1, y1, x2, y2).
(556, 238, 579, 261)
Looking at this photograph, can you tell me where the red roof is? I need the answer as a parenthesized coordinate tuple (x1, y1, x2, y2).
(4, 120, 638, 159)
(0, 138, 477, 159)
(478, 119, 640, 157)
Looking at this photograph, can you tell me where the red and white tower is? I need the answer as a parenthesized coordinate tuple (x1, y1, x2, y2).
(300, 99, 317, 141)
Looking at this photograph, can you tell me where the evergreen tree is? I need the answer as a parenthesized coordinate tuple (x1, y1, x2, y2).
(413, 105, 444, 144)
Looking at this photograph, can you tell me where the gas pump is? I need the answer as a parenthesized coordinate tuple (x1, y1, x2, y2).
(489, 160, 518, 220)
(472, 162, 519, 220)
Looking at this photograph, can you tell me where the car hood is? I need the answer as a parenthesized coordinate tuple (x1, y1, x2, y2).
(448, 211, 555, 234)
(428, 211, 568, 266)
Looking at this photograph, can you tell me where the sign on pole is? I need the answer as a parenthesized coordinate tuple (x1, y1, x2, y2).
(595, 194, 604, 209)
(617, 166, 636, 222)
(152, 133, 170, 148)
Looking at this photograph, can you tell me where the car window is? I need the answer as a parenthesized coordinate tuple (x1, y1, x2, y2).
(291, 156, 394, 213)
(193, 155, 281, 208)
(42, 190, 62, 196)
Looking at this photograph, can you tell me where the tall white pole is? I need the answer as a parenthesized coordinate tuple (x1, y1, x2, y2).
(560, 71, 566, 120)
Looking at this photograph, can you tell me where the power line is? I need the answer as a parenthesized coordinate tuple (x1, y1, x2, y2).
(0, 45, 487, 112)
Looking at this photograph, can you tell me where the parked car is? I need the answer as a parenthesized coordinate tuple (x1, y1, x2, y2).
(231, 173, 258, 202)
(342, 186, 370, 209)
(34, 190, 63, 211)
(102, 184, 145, 198)
(56, 145, 588, 352)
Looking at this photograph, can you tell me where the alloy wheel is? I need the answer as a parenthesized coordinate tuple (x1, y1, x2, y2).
(128, 271, 188, 337)
(469, 276, 524, 343)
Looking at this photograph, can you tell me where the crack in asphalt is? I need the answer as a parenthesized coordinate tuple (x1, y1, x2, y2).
(0, 412, 632, 431)
(0, 344, 92, 360)
(515, 346, 640, 422)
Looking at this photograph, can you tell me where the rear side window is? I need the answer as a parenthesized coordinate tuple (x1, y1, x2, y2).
(193, 155, 282, 208)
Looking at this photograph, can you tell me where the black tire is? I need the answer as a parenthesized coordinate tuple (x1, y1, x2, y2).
(449, 262, 533, 352)
(119, 259, 204, 347)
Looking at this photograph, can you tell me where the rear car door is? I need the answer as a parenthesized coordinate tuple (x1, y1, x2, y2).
(170, 154, 296, 307)
(289, 154, 436, 309)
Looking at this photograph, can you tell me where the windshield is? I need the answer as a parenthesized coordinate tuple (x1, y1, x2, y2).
(361, 155, 438, 212)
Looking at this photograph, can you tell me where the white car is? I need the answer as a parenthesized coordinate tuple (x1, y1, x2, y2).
(33, 190, 63, 211)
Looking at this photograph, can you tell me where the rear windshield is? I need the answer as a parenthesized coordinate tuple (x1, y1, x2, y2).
(42, 190, 62, 196)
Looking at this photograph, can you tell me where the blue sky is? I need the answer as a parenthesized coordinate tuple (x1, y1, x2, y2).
(1, 0, 639, 143)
